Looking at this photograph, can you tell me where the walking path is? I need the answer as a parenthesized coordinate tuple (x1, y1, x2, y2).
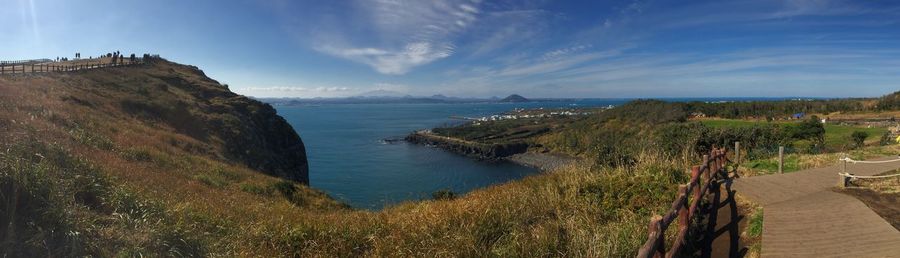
(730, 157, 900, 257)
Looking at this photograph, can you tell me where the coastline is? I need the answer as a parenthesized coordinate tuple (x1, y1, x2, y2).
(405, 130, 576, 172)
(405, 131, 529, 160)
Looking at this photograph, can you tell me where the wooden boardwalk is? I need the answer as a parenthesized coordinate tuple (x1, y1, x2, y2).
(732, 157, 900, 258)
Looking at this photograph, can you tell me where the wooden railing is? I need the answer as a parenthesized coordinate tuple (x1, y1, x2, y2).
(0, 59, 52, 65)
(636, 148, 729, 258)
(0, 58, 145, 75)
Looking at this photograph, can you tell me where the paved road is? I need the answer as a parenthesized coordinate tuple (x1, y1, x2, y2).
(731, 157, 900, 258)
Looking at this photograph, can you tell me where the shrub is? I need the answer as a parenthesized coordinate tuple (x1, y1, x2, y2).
(121, 148, 153, 162)
(271, 180, 297, 198)
(879, 131, 894, 146)
(70, 127, 115, 151)
(193, 174, 228, 188)
(239, 183, 274, 196)
(431, 189, 457, 200)
(851, 131, 869, 149)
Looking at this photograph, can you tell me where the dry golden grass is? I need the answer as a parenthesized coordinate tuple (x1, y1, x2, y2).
(851, 171, 900, 194)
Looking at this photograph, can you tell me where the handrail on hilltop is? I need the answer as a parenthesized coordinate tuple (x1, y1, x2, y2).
(0, 56, 155, 75)
(636, 148, 730, 258)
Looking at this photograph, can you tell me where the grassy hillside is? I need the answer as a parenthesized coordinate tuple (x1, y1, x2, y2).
(1, 60, 692, 256)
(0, 59, 342, 256)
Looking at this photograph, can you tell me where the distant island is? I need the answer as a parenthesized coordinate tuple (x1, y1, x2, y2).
(499, 94, 529, 103)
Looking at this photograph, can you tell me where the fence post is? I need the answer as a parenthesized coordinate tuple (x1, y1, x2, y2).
(678, 185, 689, 231)
(650, 216, 664, 258)
(713, 150, 720, 175)
(715, 149, 721, 171)
(778, 146, 784, 174)
(842, 154, 847, 174)
(721, 148, 727, 170)
(690, 166, 700, 216)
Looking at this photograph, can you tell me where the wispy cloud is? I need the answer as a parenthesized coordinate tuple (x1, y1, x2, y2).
(465, 9, 551, 57)
(308, 0, 484, 75)
(316, 42, 453, 75)
(263, 0, 900, 98)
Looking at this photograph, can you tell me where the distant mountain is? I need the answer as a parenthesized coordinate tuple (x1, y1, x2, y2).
(257, 94, 574, 105)
(261, 95, 491, 105)
(356, 89, 406, 98)
(500, 94, 530, 103)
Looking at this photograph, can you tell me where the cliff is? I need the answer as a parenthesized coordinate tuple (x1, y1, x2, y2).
(2, 58, 309, 183)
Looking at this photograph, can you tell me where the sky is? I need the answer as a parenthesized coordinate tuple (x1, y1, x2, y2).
(1, 0, 899, 98)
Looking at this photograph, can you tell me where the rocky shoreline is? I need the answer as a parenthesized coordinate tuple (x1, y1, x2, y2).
(405, 131, 575, 171)
(405, 131, 528, 160)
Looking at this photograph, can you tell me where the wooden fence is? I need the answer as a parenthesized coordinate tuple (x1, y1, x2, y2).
(636, 148, 729, 258)
(0, 59, 53, 65)
(0, 58, 145, 75)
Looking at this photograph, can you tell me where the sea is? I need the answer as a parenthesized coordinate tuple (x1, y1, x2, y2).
(275, 97, 798, 209)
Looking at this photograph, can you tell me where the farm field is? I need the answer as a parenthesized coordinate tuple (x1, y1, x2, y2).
(699, 119, 888, 149)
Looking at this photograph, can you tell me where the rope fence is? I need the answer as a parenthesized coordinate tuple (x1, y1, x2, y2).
(838, 155, 900, 187)
(839, 172, 900, 179)
(839, 157, 900, 164)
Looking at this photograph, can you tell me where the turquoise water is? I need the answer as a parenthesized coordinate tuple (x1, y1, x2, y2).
(276, 100, 627, 209)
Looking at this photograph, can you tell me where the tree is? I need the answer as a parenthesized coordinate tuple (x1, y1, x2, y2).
(790, 116, 825, 144)
(851, 131, 869, 149)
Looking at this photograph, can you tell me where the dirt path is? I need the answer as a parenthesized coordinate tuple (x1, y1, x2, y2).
(730, 157, 900, 257)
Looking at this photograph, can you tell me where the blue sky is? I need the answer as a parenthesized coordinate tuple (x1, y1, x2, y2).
(2, 0, 899, 98)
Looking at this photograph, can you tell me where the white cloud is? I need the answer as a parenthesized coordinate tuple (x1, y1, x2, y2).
(310, 0, 483, 75)
(317, 42, 453, 75)
(541, 44, 592, 60)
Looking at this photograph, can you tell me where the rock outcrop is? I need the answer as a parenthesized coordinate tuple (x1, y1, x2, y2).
(406, 132, 528, 160)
